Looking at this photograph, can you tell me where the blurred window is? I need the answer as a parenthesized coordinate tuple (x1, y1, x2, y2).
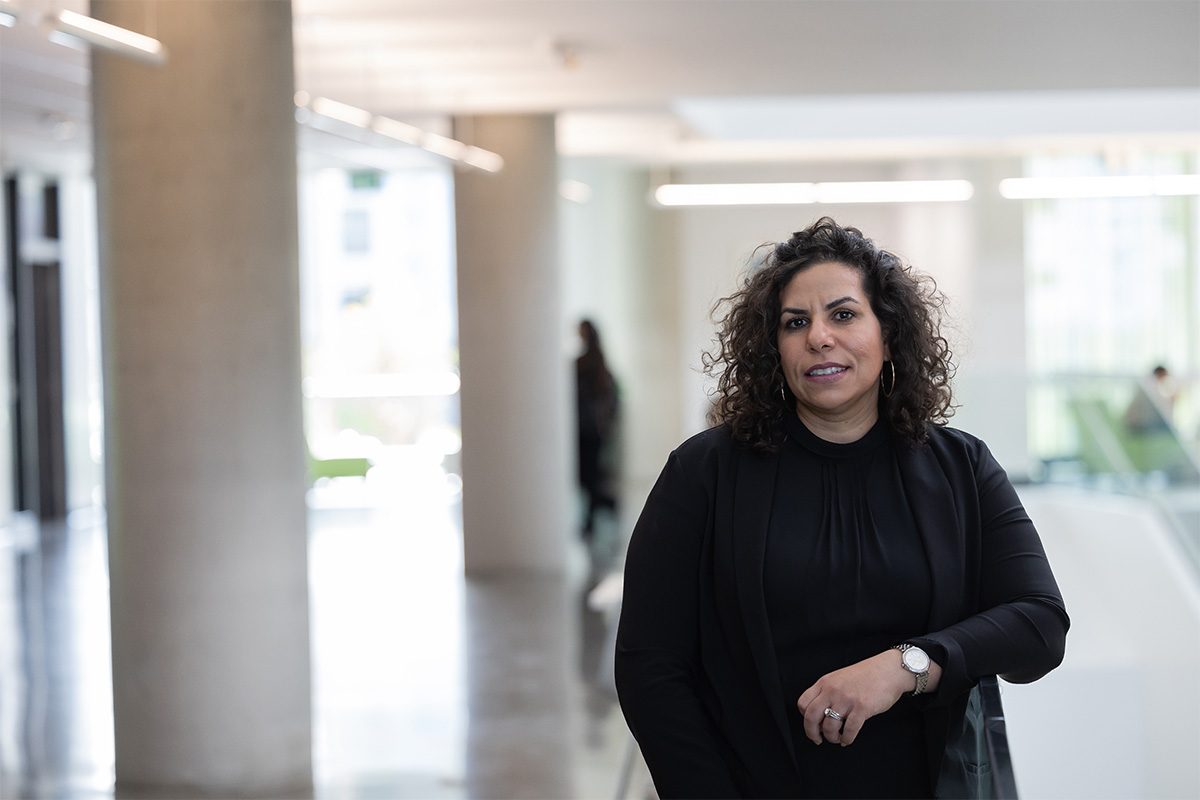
(298, 166, 462, 505)
(1024, 151, 1200, 463)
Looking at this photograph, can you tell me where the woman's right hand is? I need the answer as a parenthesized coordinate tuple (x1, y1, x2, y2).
(796, 649, 937, 745)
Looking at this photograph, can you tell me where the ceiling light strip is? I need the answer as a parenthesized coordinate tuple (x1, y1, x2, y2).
(653, 180, 974, 207)
(52, 9, 167, 65)
(998, 175, 1200, 199)
(295, 93, 504, 173)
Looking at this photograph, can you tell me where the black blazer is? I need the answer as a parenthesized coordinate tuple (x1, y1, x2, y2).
(615, 424, 1069, 798)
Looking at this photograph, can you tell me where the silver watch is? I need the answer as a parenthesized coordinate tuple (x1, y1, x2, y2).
(893, 643, 931, 695)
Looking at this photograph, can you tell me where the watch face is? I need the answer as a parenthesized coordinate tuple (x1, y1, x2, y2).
(903, 647, 931, 673)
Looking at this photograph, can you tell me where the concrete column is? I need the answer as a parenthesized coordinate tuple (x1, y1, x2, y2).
(961, 158, 1031, 476)
(454, 115, 571, 574)
(91, 1, 311, 795)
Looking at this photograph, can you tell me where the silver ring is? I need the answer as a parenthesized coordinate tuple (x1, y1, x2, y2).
(823, 707, 843, 722)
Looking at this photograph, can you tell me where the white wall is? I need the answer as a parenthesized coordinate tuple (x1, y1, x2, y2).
(560, 161, 685, 532)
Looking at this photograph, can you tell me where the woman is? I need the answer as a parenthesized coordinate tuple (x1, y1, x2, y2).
(576, 319, 619, 540)
(615, 218, 1068, 798)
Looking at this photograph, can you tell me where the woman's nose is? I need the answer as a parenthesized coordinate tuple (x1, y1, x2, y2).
(808, 321, 834, 350)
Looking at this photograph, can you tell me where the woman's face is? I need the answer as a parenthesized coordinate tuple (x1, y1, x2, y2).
(777, 261, 889, 438)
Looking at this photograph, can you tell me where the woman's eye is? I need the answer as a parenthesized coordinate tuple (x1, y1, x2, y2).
(785, 317, 807, 329)
(834, 309, 854, 321)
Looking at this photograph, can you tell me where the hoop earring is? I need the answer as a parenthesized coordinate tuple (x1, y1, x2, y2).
(880, 361, 895, 398)
(780, 381, 789, 404)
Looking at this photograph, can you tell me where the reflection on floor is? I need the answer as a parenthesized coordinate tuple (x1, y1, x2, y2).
(0, 511, 113, 800)
(0, 492, 642, 799)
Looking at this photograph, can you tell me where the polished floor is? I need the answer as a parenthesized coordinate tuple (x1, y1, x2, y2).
(4, 479, 1198, 799)
(0, 482, 648, 800)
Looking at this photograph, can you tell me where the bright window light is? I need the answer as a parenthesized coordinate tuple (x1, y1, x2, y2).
(653, 180, 973, 207)
(998, 174, 1200, 200)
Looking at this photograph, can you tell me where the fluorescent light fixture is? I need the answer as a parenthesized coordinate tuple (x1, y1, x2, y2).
(460, 146, 504, 173)
(998, 174, 1200, 199)
(655, 183, 816, 206)
(559, 179, 593, 204)
(815, 180, 974, 204)
(421, 132, 467, 161)
(309, 96, 374, 129)
(1154, 174, 1200, 196)
(47, 29, 90, 52)
(370, 116, 423, 146)
(53, 9, 166, 66)
(653, 180, 973, 207)
(296, 93, 504, 172)
(0, 0, 18, 27)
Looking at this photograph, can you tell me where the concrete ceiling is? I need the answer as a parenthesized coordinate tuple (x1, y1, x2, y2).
(2, 0, 1199, 171)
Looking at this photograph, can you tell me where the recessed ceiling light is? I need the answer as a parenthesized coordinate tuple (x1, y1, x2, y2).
(999, 175, 1200, 199)
(652, 180, 974, 207)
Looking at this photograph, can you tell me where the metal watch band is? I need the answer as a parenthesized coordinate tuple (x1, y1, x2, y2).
(892, 643, 929, 696)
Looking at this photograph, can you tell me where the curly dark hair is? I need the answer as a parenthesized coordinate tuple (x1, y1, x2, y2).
(703, 217, 955, 453)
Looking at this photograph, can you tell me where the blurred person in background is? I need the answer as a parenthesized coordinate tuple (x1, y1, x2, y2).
(615, 218, 1068, 798)
(1124, 363, 1179, 434)
(576, 319, 620, 542)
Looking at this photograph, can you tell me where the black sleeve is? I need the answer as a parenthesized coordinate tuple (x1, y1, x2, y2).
(912, 440, 1070, 705)
(614, 448, 742, 798)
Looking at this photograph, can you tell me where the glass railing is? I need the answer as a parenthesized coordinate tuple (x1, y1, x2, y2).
(1029, 373, 1200, 573)
(980, 675, 1018, 800)
(1030, 374, 1199, 485)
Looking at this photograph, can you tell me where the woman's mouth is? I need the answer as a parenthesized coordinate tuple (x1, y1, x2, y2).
(806, 365, 848, 377)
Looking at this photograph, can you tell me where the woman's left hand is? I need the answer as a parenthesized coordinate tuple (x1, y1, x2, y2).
(796, 650, 942, 746)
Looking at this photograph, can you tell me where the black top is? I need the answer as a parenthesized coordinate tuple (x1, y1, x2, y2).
(765, 415, 931, 797)
(614, 421, 1069, 799)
